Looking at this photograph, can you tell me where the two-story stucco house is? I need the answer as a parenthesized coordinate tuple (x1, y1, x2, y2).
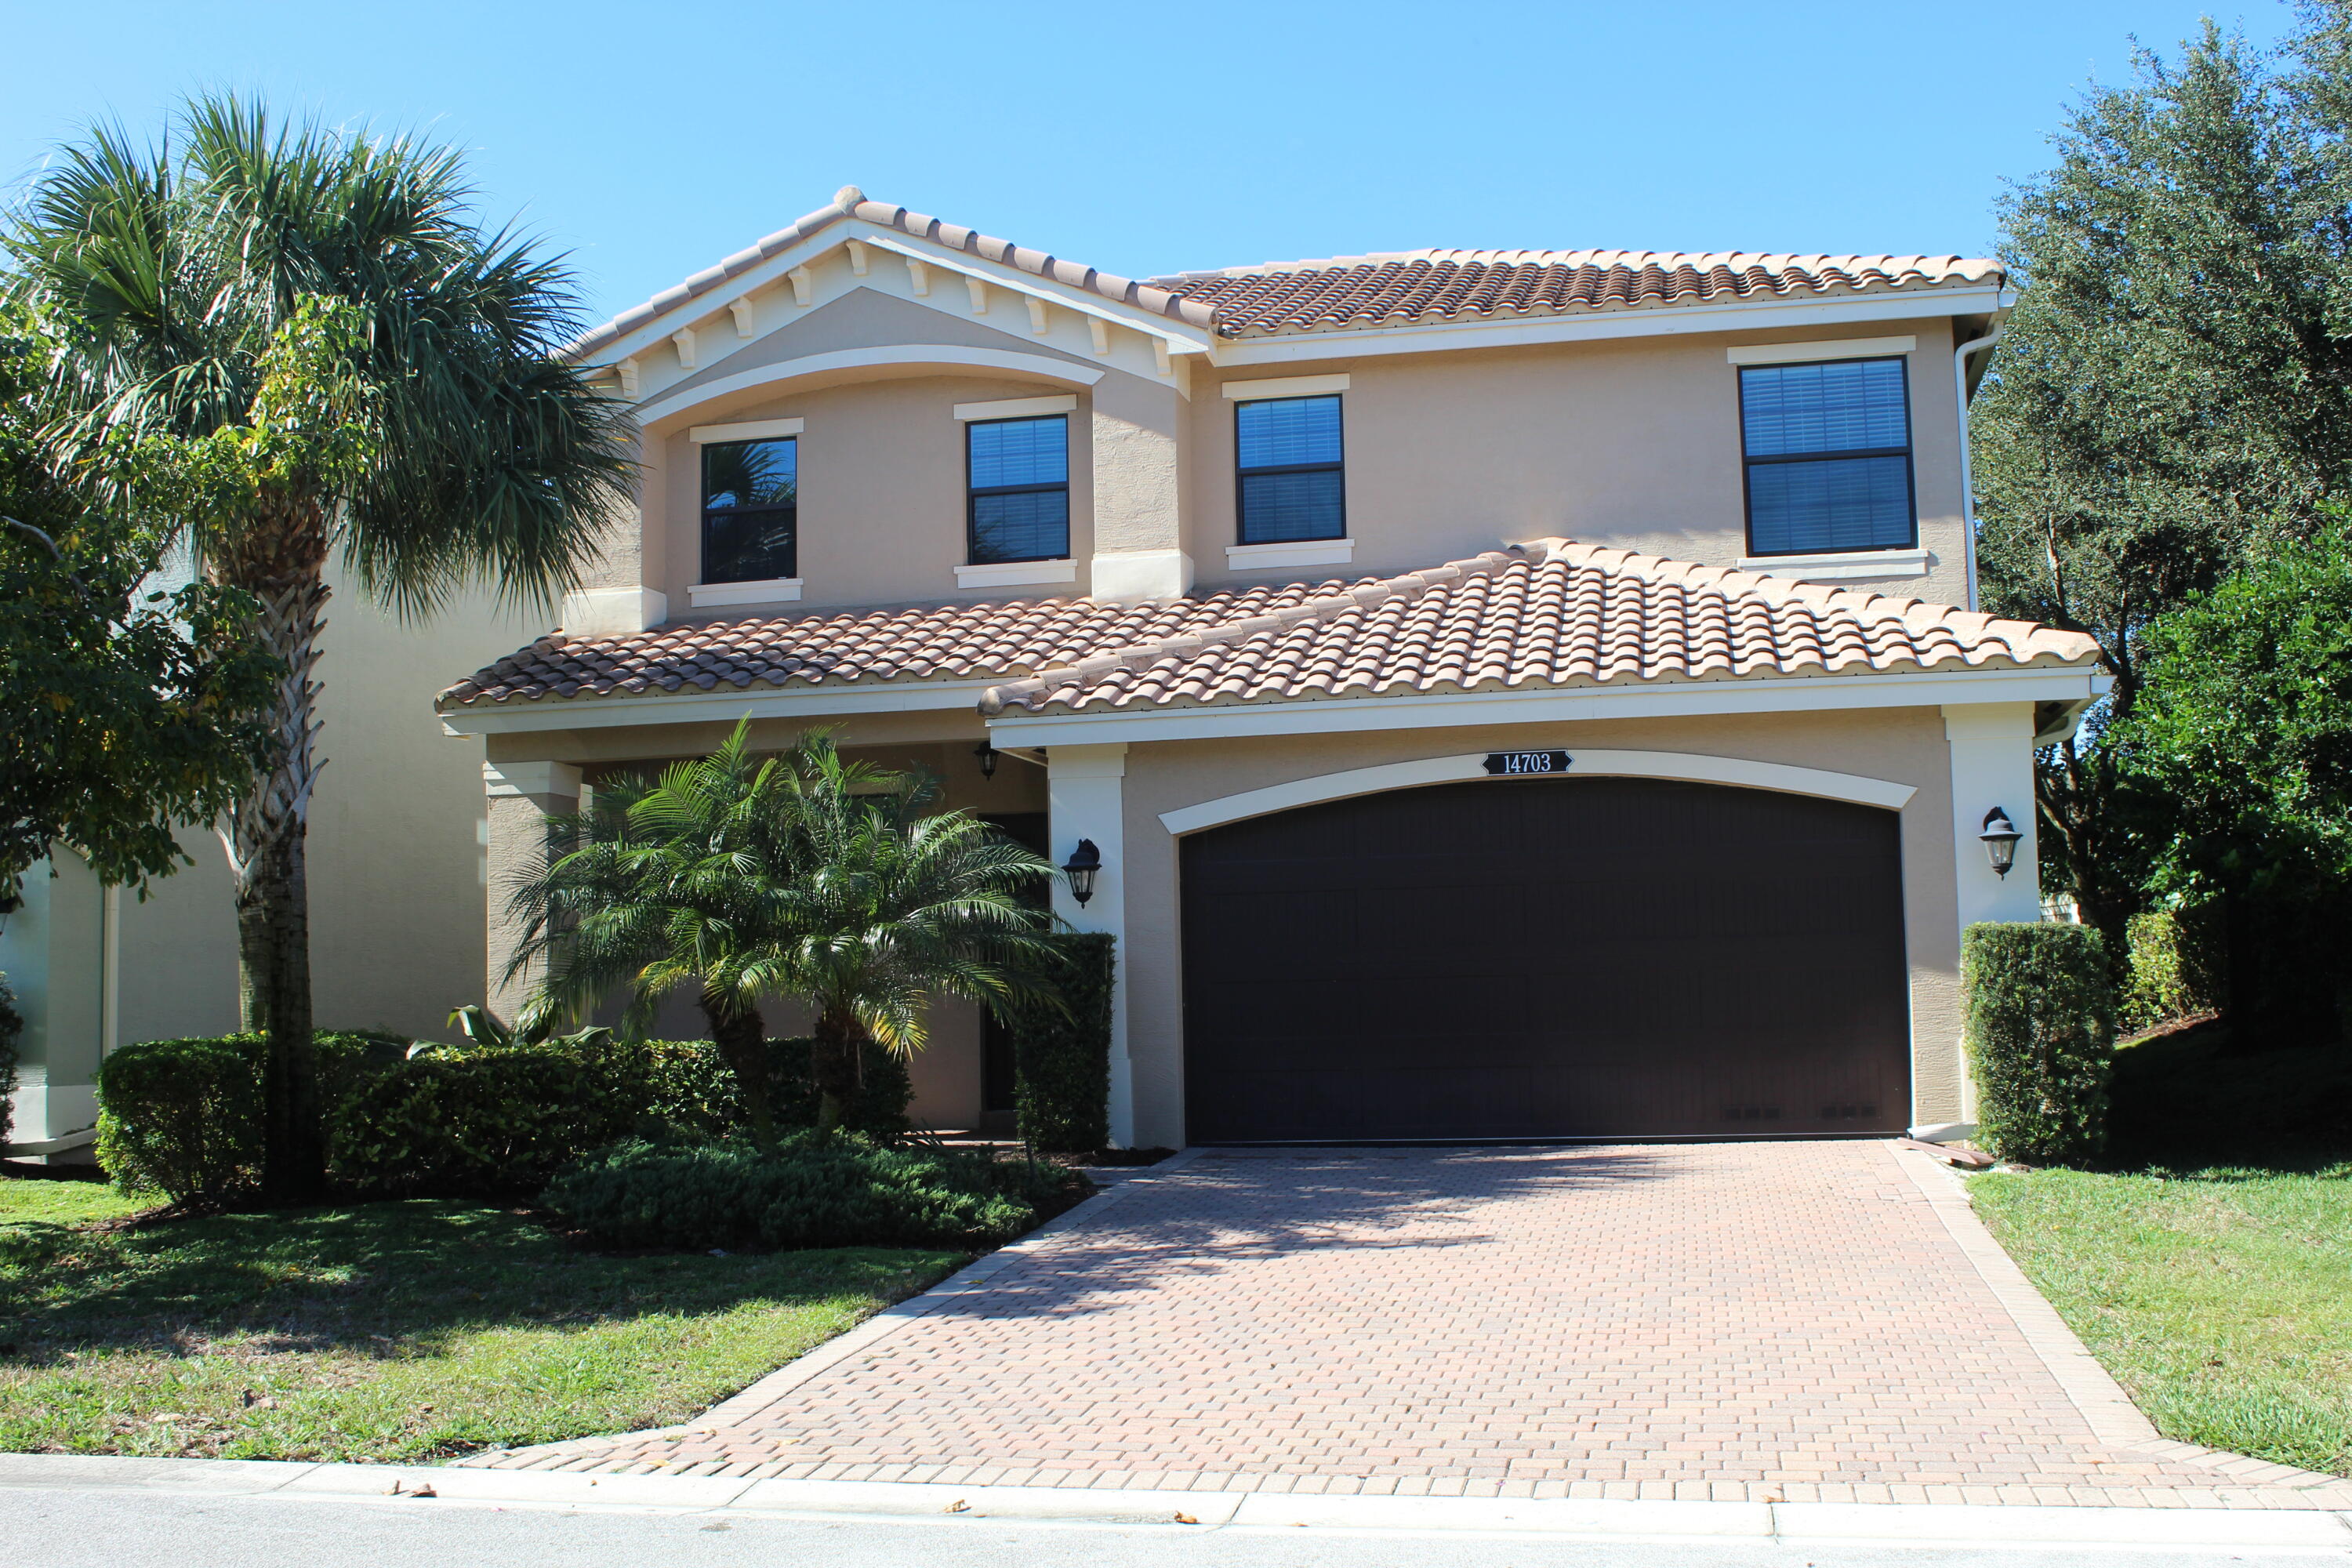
(438, 186, 2105, 1149)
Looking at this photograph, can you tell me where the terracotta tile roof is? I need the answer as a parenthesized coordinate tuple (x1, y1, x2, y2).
(1150, 250, 2004, 339)
(570, 187, 1214, 359)
(975, 539, 2100, 716)
(572, 189, 2003, 358)
(441, 542, 2097, 715)
(439, 579, 1367, 706)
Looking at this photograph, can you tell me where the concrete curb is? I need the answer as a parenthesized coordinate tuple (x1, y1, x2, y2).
(1, 1453, 2349, 1549)
(1889, 1144, 2352, 1508)
(455, 1145, 1218, 1468)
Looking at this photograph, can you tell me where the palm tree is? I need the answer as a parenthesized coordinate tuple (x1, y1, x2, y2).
(509, 723, 1061, 1142)
(5, 96, 633, 1202)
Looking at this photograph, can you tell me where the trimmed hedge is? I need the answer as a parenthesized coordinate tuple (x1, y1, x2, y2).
(1010, 933, 1115, 1153)
(641, 1036, 912, 1142)
(543, 1132, 1087, 1251)
(1963, 922, 2117, 1166)
(93, 1029, 922, 1205)
(330, 1042, 650, 1198)
(93, 1033, 408, 1203)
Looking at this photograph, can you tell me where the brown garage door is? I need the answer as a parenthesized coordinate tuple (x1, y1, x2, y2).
(1181, 777, 1909, 1143)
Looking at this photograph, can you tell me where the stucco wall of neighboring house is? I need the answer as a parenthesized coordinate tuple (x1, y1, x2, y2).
(3, 568, 549, 1147)
(1188, 318, 1967, 602)
(1107, 706, 1965, 1149)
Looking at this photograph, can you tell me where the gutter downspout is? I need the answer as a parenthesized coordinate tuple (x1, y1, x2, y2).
(1954, 318, 2006, 612)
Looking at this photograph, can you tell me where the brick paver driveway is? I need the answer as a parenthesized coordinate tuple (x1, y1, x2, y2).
(469, 1142, 2345, 1507)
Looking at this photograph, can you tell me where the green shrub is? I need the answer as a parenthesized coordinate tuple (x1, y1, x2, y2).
(1010, 932, 1114, 1153)
(641, 1036, 911, 1142)
(0, 971, 20, 1149)
(544, 1132, 1087, 1251)
(1965, 922, 2118, 1166)
(94, 1032, 408, 1203)
(2121, 906, 2227, 1034)
(329, 1041, 650, 1198)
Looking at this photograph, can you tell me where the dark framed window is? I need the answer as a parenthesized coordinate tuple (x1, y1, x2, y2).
(967, 415, 1069, 564)
(1236, 394, 1345, 544)
(701, 437, 797, 583)
(1739, 358, 1915, 555)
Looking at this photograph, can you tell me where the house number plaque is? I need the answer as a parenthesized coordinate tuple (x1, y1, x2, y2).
(1483, 750, 1574, 775)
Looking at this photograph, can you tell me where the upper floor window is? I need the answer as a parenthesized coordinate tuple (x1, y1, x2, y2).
(1739, 358, 1914, 555)
(702, 437, 797, 583)
(968, 415, 1069, 564)
(1236, 394, 1345, 544)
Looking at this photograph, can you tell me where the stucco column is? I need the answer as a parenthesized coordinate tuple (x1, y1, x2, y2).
(1940, 702, 2042, 1133)
(1089, 376, 1190, 603)
(482, 760, 582, 1023)
(1047, 742, 1132, 1146)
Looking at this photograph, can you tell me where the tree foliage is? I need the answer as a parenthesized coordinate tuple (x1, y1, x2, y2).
(1973, 5, 2352, 939)
(0, 318, 276, 902)
(4, 95, 634, 1202)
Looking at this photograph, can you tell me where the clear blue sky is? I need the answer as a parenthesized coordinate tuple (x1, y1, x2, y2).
(0, 2, 2299, 330)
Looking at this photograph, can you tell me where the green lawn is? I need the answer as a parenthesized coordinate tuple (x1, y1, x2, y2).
(0, 1174, 957, 1464)
(1972, 1163, 2352, 1477)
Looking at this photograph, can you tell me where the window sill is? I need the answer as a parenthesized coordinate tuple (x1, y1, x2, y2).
(688, 576, 804, 608)
(1226, 538, 1353, 571)
(1738, 547, 1929, 583)
(956, 559, 1077, 590)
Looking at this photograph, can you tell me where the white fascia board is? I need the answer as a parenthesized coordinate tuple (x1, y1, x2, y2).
(987, 666, 2108, 747)
(441, 678, 999, 737)
(1210, 287, 2011, 368)
(856, 232, 1217, 355)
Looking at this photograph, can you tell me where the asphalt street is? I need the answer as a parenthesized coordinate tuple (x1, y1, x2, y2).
(2, 1484, 2347, 1568)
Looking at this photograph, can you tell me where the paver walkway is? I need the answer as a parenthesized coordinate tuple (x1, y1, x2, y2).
(464, 1142, 2352, 1507)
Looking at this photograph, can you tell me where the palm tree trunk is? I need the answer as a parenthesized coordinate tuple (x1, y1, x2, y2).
(811, 1007, 862, 1134)
(223, 499, 331, 1206)
(702, 992, 774, 1151)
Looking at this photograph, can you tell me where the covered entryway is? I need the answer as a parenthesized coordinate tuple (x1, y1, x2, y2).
(1180, 776, 1908, 1142)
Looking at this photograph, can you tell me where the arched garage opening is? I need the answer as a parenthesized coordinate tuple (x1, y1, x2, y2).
(1179, 776, 1908, 1143)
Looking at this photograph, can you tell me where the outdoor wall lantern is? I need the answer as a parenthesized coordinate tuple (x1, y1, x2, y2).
(1979, 808, 2024, 878)
(972, 741, 998, 782)
(1062, 838, 1102, 906)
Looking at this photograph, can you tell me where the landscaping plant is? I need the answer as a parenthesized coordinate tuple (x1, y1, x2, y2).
(94, 1033, 408, 1205)
(1008, 932, 1116, 1154)
(544, 1133, 1087, 1253)
(641, 1036, 911, 1142)
(1963, 922, 2118, 1165)
(508, 721, 1061, 1141)
(7, 96, 632, 1203)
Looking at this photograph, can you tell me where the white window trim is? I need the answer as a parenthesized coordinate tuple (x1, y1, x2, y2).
(1225, 539, 1353, 571)
(954, 394, 1077, 422)
(689, 417, 804, 444)
(688, 576, 804, 608)
(1739, 546, 1931, 582)
(1221, 372, 1351, 401)
(1725, 336, 1916, 366)
(955, 558, 1077, 590)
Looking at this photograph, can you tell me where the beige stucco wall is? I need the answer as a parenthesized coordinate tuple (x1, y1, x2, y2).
(1107, 707, 1964, 1149)
(1189, 320, 1967, 602)
(622, 289, 1973, 615)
